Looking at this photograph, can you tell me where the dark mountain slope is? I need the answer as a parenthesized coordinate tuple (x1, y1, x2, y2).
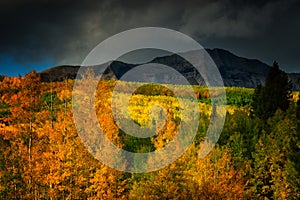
(38, 48, 300, 90)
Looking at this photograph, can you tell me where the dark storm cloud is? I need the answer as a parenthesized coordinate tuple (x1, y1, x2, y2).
(0, 0, 299, 71)
(0, 0, 185, 65)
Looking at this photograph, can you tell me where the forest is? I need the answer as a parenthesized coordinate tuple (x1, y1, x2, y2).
(0, 64, 299, 199)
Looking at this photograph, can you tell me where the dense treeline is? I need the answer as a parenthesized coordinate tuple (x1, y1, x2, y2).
(0, 69, 299, 199)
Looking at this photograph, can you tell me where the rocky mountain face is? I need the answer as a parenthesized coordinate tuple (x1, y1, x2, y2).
(38, 48, 300, 90)
(287, 73, 300, 90)
(206, 49, 270, 88)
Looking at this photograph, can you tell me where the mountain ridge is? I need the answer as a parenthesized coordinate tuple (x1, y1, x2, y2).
(38, 48, 300, 90)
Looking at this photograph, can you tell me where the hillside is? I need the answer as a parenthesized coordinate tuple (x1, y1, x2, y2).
(0, 73, 299, 199)
(38, 48, 300, 90)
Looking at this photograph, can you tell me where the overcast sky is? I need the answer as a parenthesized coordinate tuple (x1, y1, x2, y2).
(0, 0, 299, 76)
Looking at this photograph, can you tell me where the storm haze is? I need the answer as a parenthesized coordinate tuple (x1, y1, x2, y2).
(0, 0, 299, 75)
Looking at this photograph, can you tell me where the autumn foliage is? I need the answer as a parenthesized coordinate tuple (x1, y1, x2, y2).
(0, 70, 299, 199)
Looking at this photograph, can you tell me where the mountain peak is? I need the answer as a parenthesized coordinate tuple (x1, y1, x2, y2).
(37, 48, 300, 90)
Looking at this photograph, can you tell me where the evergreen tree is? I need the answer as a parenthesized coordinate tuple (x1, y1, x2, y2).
(251, 61, 292, 120)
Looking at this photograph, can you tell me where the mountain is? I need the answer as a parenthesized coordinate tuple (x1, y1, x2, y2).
(287, 73, 300, 90)
(39, 65, 80, 82)
(206, 49, 270, 88)
(38, 48, 300, 90)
